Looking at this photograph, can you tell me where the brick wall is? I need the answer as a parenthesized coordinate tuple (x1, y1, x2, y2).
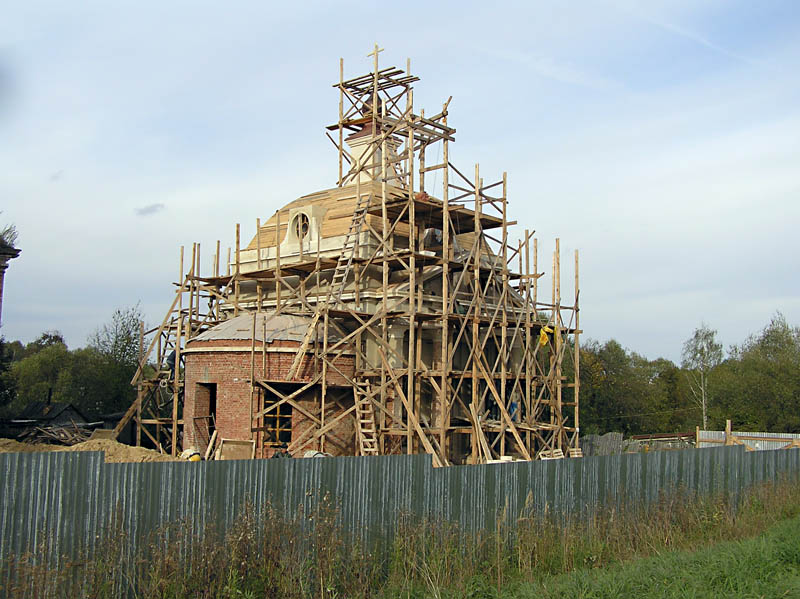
(183, 338, 355, 457)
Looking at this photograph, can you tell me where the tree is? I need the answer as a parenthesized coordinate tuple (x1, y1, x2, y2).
(0, 212, 18, 248)
(681, 324, 723, 429)
(714, 313, 800, 432)
(0, 337, 16, 410)
(3, 307, 146, 418)
(86, 304, 145, 415)
(25, 330, 66, 357)
(88, 305, 142, 368)
(10, 341, 72, 412)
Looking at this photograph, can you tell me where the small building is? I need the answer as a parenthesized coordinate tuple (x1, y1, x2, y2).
(4, 401, 92, 444)
(14, 401, 88, 427)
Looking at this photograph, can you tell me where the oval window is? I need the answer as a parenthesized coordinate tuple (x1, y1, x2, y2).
(294, 214, 310, 240)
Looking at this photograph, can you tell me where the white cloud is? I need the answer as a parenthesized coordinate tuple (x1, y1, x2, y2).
(1, 0, 798, 364)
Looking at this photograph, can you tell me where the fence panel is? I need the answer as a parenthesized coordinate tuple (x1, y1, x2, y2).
(2, 444, 800, 580)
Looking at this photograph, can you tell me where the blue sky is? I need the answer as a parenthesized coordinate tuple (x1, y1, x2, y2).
(1, 0, 799, 362)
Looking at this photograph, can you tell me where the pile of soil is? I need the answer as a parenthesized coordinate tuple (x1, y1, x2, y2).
(0, 438, 176, 463)
(0, 438, 43, 453)
(62, 439, 176, 463)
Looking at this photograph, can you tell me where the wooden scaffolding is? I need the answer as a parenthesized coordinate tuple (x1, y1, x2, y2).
(118, 47, 582, 463)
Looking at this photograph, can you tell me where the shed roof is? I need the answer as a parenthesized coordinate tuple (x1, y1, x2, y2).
(17, 401, 87, 423)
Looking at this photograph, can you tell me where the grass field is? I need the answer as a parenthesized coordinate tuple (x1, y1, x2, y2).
(506, 513, 800, 599)
(376, 512, 800, 598)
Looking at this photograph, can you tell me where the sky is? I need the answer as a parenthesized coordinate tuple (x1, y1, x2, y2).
(1, 0, 798, 362)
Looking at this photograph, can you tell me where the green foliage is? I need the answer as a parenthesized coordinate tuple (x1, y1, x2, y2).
(681, 324, 723, 428)
(579, 340, 694, 435)
(10, 341, 71, 409)
(85, 304, 144, 416)
(0, 337, 16, 409)
(714, 313, 800, 433)
(513, 508, 800, 598)
(2, 306, 144, 419)
(681, 323, 724, 372)
(579, 314, 800, 435)
(88, 304, 142, 368)
(0, 212, 18, 248)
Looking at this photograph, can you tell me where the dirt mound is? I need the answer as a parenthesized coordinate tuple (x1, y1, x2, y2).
(63, 439, 176, 463)
(0, 437, 176, 463)
(0, 438, 45, 453)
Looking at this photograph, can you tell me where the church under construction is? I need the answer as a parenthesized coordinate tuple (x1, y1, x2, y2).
(115, 47, 583, 465)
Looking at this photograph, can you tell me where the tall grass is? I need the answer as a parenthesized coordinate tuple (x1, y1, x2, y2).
(3, 478, 800, 599)
(512, 509, 800, 598)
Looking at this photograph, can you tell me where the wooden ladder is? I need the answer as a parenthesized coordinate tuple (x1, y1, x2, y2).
(285, 193, 372, 380)
(354, 381, 379, 456)
(328, 192, 372, 308)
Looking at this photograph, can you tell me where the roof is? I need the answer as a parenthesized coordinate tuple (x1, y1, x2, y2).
(191, 312, 341, 343)
(16, 401, 87, 422)
(245, 181, 404, 251)
(245, 180, 502, 253)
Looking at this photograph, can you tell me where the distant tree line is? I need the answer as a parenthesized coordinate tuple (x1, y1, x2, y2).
(578, 313, 800, 435)
(0, 306, 144, 419)
(0, 308, 798, 434)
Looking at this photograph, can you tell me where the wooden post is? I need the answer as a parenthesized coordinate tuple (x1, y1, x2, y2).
(380, 99, 389, 453)
(215, 240, 221, 321)
(406, 87, 416, 454)
(186, 244, 195, 342)
(260, 316, 267, 456)
(522, 236, 531, 451)
(275, 211, 282, 313)
(171, 245, 184, 455)
(471, 164, 481, 462)
(320, 310, 329, 453)
(172, 313, 181, 456)
(194, 242, 200, 335)
(439, 102, 450, 456)
(136, 320, 144, 447)
(250, 312, 256, 444)
(338, 57, 344, 186)
(555, 239, 562, 450)
(256, 218, 263, 312)
(500, 172, 508, 457)
(234, 224, 240, 317)
(574, 249, 580, 449)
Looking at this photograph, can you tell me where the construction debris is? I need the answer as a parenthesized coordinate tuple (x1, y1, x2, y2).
(15, 423, 93, 446)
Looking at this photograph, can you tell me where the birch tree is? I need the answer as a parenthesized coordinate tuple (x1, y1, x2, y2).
(681, 324, 723, 429)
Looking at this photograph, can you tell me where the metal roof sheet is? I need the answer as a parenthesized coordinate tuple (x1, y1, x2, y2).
(191, 312, 339, 343)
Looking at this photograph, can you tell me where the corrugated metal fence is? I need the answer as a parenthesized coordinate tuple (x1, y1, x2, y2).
(699, 429, 800, 451)
(2, 445, 799, 578)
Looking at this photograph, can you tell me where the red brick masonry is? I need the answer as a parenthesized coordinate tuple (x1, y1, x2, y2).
(183, 338, 355, 456)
